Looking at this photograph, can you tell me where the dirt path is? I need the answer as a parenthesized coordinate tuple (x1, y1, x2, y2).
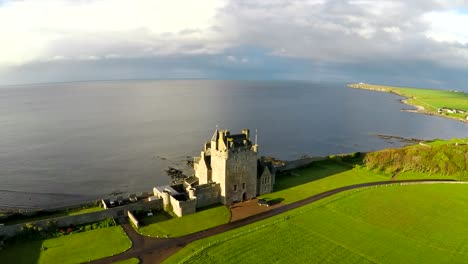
(229, 198, 282, 222)
(89, 179, 457, 264)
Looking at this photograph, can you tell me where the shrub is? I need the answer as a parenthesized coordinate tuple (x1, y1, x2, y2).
(363, 143, 468, 179)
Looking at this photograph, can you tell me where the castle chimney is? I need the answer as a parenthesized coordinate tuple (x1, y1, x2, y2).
(242, 129, 250, 139)
(189, 188, 196, 199)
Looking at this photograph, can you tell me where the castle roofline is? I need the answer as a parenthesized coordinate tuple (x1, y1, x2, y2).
(211, 129, 218, 142)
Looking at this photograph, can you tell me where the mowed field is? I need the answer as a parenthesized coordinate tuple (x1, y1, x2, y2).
(260, 160, 389, 204)
(397, 87, 468, 111)
(165, 184, 468, 264)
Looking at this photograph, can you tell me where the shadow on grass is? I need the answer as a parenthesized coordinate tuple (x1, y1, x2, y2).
(0, 239, 43, 264)
(140, 211, 172, 226)
(196, 203, 225, 212)
(274, 159, 357, 192)
(268, 198, 284, 205)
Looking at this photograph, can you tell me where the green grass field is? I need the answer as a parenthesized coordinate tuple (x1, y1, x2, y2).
(114, 258, 140, 264)
(260, 160, 389, 204)
(0, 226, 131, 264)
(348, 83, 468, 121)
(426, 138, 468, 146)
(165, 183, 468, 264)
(137, 205, 230, 237)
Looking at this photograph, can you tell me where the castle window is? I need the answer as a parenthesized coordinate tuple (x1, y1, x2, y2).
(234, 184, 237, 191)
(242, 183, 246, 189)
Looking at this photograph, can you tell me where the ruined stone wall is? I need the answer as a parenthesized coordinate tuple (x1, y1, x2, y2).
(194, 183, 220, 208)
(0, 199, 163, 238)
(169, 196, 197, 217)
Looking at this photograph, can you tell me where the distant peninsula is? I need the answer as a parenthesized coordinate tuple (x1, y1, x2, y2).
(348, 83, 468, 124)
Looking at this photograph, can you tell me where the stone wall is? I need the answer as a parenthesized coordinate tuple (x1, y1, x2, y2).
(127, 211, 139, 228)
(170, 196, 197, 217)
(194, 183, 221, 208)
(276, 156, 328, 172)
(0, 198, 163, 238)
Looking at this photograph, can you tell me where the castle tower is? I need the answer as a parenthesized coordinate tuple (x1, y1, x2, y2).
(210, 129, 258, 205)
(193, 128, 259, 205)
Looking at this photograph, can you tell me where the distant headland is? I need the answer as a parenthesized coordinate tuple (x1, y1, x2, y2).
(348, 83, 468, 124)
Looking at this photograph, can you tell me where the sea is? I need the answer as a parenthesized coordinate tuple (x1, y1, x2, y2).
(0, 80, 467, 209)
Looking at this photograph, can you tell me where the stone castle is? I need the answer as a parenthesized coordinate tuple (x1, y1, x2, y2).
(153, 129, 275, 216)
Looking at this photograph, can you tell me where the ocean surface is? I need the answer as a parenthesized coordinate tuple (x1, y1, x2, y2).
(1, 80, 467, 209)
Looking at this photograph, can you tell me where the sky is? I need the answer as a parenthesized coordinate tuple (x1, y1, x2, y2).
(1, 0, 468, 89)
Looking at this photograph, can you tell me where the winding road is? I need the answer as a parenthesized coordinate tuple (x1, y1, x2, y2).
(89, 179, 460, 264)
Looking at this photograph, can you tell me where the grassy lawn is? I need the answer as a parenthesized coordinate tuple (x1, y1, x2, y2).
(396, 171, 455, 180)
(348, 83, 468, 122)
(0, 226, 131, 264)
(114, 258, 140, 264)
(260, 160, 389, 204)
(426, 138, 468, 146)
(137, 205, 230, 237)
(5, 206, 104, 225)
(67, 206, 103, 216)
(165, 183, 468, 264)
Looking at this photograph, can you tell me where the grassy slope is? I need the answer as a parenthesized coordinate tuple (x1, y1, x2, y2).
(260, 160, 389, 204)
(0, 226, 131, 264)
(348, 83, 468, 121)
(165, 184, 468, 264)
(138, 205, 230, 237)
(364, 138, 468, 180)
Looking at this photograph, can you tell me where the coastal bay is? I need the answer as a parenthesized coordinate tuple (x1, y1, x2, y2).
(1, 80, 467, 209)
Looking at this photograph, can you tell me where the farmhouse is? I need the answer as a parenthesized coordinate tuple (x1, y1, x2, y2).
(438, 107, 466, 114)
(152, 129, 275, 216)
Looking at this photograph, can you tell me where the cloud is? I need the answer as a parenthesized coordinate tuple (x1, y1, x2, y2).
(423, 10, 468, 44)
(0, 0, 226, 65)
(217, 0, 468, 68)
(1, 0, 468, 87)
